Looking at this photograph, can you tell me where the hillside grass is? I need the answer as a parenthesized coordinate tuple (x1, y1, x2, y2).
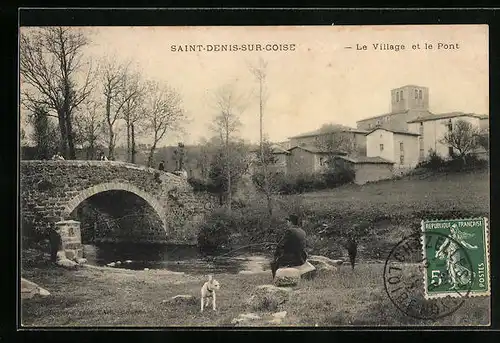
(21, 261, 489, 327)
(284, 169, 490, 261)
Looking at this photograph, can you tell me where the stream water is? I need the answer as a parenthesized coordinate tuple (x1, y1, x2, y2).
(83, 242, 272, 275)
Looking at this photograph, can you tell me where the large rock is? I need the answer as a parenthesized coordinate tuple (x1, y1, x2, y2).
(246, 284, 292, 311)
(21, 278, 51, 300)
(308, 255, 343, 271)
(274, 261, 316, 286)
(55, 251, 78, 269)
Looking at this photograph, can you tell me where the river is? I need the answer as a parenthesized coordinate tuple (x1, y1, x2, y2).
(83, 242, 272, 275)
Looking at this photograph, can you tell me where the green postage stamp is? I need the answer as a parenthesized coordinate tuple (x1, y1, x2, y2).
(422, 218, 490, 299)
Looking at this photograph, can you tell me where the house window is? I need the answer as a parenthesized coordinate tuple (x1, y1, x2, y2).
(368, 123, 372, 129)
(380, 144, 384, 152)
(400, 90, 404, 100)
(400, 154, 405, 165)
(419, 90, 422, 99)
(447, 120, 453, 132)
(396, 92, 399, 102)
(415, 89, 419, 99)
(400, 142, 404, 152)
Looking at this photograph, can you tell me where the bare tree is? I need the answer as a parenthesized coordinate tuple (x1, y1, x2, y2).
(20, 27, 94, 159)
(440, 119, 481, 164)
(249, 58, 277, 215)
(315, 124, 359, 159)
(251, 139, 284, 215)
(142, 81, 185, 167)
(119, 71, 144, 163)
(101, 59, 140, 160)
(73, 99, 105, 160)
(248, 58, 269, 159)
(211, 83, 247, 212)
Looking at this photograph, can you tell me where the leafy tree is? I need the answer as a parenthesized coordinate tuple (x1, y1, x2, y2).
(29, 106, 60, 159)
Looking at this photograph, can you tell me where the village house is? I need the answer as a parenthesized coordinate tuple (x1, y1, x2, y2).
(288, 125, 368, 155)
(407, 112, 489, 161)
(331, 155, 395, 185)
(366, 127, 420, 174)
(285, 145, 347, 176)
(248, 144, 290, 175)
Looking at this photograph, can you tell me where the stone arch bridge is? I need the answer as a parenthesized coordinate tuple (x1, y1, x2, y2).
(20, 160, 213, 244)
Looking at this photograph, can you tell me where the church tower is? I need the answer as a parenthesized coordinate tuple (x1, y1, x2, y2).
(391, 85, 429, 113)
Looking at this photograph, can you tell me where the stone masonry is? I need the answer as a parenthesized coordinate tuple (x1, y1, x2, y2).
(20, 160, 214, 244)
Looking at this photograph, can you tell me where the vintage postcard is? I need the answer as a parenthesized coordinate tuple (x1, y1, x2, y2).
(19, 24, 490, 327)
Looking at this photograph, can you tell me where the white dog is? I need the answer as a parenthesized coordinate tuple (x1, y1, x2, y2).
(200, 275, 221, 312)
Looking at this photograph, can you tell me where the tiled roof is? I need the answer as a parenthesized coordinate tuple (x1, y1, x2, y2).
(407, 112, 488, 123)
(367, 127, 420, 136)
(287, 145, 347, 155)
(289, 125, 368, 139)
(249, 145, 290, 154)
(356, 110, 409, 123)
(334, 155, 394, 164)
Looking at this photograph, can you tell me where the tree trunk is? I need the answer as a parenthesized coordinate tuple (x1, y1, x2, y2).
(147, 143, 157, 168)
(225, 127, 232, 212)
(57, 110, 69, 158)
(106, 97, 115, 161)
(131, 123, 137, 164)
(66, 116, 76, 160)
(126, 118, 131, 162)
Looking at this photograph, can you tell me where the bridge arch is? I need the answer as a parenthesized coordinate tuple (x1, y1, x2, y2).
(62, 182, 168, 233)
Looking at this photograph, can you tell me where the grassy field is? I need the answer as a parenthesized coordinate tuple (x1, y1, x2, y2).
(21, 169, 490, 327)
(300, 169, 489, 216)
(21, 257, 490, 327)
(289, 169, 490, 260)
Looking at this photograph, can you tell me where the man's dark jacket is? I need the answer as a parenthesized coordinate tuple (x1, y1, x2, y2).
(273, 226, 308, 268)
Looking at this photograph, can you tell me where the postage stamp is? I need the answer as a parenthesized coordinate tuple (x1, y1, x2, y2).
(421, 218, 490, 299)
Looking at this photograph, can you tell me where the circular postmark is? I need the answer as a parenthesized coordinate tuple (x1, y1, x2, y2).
(383, 231, 474, 320)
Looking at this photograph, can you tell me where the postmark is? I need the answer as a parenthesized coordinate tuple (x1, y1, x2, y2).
(383, 231, 473, 320)
(422, 218, 490, 299)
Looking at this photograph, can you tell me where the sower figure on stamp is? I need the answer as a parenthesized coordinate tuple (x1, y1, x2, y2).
(271, 214, 308, 279)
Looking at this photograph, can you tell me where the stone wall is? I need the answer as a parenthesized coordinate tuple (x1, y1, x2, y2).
(20, 160, 214, 244)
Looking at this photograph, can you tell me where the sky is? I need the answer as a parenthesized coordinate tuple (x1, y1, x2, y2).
(21, 25, 489, 147)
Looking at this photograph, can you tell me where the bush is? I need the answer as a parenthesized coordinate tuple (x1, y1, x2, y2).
(322, 164, 355, 187)
(197, 208, 235, 254)
(417, 149, 446, 170)
(416, 149, 488, 172)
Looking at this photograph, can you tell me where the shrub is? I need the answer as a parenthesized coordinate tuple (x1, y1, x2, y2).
(417, 149, 446, 170)
(322, 163, 355, 187)
(197, 208, 235, 254)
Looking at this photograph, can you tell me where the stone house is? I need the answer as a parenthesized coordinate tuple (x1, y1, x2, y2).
(407, 112, 488, 161)
(288, 125, 368, 156)
(366, 128, 420, 175)
(286, 145, 347, 175)
(331, 155, 395, 185)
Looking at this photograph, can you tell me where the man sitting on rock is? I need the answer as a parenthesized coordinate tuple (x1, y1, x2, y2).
(271, 214, 308, 279)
